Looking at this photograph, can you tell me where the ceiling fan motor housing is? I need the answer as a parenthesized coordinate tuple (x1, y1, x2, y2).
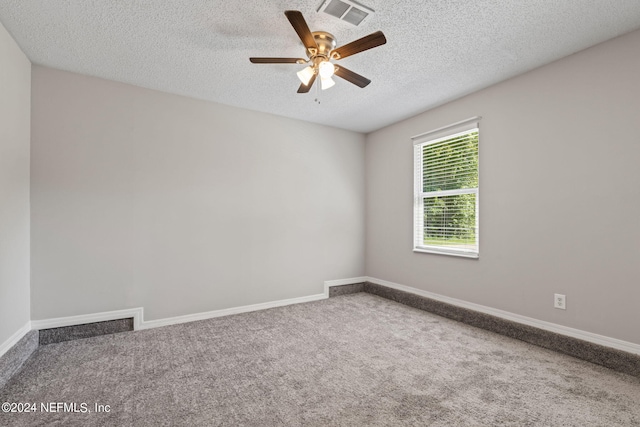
(308, 31, 337, 59)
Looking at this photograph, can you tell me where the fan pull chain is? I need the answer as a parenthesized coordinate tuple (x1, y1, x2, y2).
(314, 77, 320, 104)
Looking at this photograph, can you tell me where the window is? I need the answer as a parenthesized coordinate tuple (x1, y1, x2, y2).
(413, 117, 480, 258)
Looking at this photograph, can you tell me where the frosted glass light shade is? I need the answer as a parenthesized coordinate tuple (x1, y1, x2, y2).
(297, 66, 315, 86)
(321, 76, 335, 90)
(318, 61, 335, 78)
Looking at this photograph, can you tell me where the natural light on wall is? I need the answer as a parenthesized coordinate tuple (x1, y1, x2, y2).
(412, 117, 481, 258)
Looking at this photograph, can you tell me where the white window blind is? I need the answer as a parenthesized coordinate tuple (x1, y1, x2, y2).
(413, 117, 480, 258)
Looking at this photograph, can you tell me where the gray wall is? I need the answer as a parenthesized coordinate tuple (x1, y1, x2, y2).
(0, 22, 31, 345)
(365, 29, 640, 345)
(31, 67, 365, 321)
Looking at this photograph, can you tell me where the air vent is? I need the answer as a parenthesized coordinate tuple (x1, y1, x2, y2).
(317, 0, 374, 26)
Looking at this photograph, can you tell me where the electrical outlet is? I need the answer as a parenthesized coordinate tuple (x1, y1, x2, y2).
(554, 294, 566, 310)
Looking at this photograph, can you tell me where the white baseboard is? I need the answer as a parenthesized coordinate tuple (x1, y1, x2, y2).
(0, 322, 32, 359)
(28, 291, 330, 333)
(25, 277, 370, 336)
(137, 293, 326, 330)
(23, 275, 637, 357)
(323, 276, 368, 297)
(365, 276, 640, 356)
(31, 307, 144, 331)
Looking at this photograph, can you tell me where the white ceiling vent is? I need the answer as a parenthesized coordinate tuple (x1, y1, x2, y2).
(317, 0, 374, 26)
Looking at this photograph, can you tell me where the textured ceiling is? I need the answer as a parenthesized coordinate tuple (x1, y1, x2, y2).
(1, 1, 640, 133)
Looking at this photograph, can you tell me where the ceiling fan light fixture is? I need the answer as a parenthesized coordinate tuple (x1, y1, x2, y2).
(321, 76, 335, 90)
(297, 66, 315, 86)
(318, 60, 336, 78)
(250, 10, 386, 94)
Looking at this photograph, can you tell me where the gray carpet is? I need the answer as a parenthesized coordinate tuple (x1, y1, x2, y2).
(0, 330, 38, 390)
(1, 293, 639, 426)
(363, 282, 640, 377)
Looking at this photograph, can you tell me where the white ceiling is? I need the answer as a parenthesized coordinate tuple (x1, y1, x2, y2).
(2, 1, 640, 133)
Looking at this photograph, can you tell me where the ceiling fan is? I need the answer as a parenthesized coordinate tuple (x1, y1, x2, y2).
(250, 10, 386, 93)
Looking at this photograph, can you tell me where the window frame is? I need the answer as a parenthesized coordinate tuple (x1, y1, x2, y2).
(412, 117, 481, 258)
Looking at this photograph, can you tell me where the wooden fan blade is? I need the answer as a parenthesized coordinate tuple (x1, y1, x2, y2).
(332, 31, 386, 60)
(284, 10, 318, 51)
(334, 66, 371, 88)
(297, 73, 317, 93)
(250, 57, 305, 64)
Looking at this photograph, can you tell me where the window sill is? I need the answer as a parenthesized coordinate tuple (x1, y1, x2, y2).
(413, 247, 479, 259)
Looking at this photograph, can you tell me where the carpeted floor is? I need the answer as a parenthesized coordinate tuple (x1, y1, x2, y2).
(1, 293, 639, 426)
